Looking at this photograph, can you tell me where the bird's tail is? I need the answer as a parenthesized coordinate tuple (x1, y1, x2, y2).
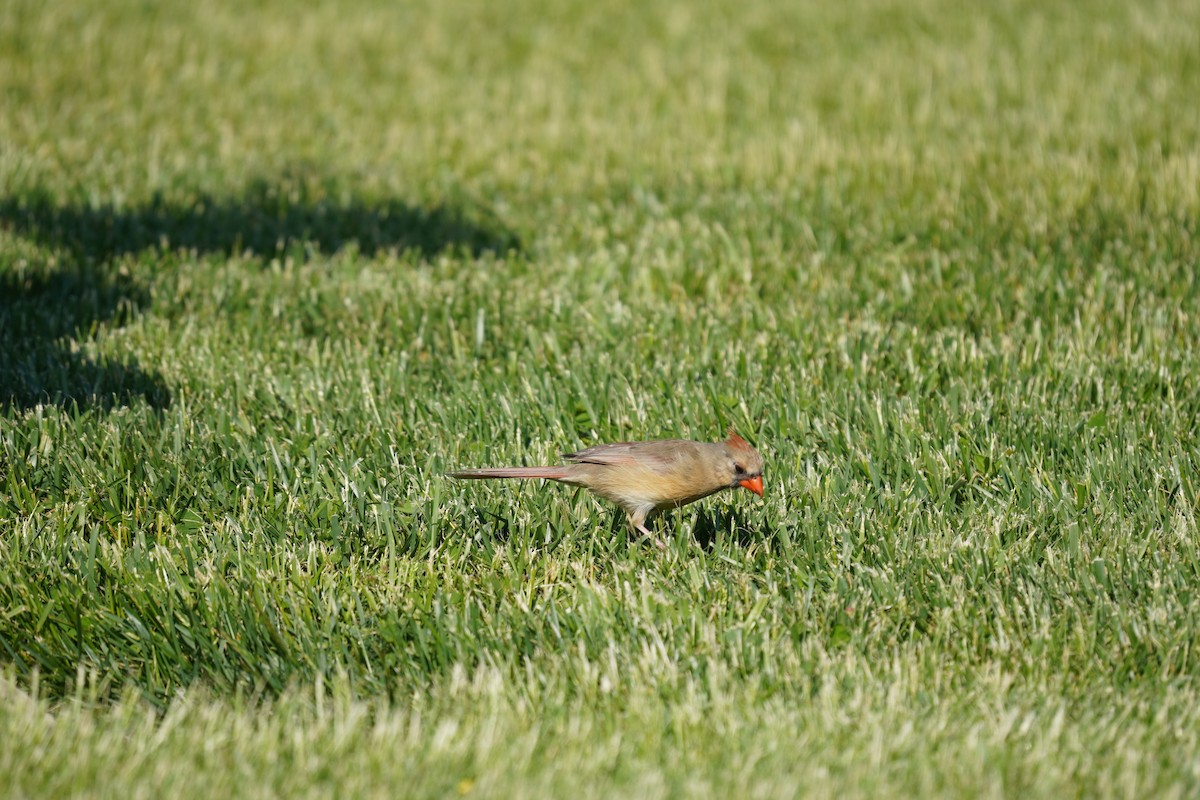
(446, 467, 574, 481)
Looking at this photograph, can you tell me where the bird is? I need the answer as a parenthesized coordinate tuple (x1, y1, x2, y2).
(447, 429, 764, 543)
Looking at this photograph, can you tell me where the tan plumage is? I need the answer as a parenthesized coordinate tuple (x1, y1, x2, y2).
(447, 430, 764, 543)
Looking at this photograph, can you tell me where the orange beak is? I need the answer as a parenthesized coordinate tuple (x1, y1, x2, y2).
(738, 475, 764, 497)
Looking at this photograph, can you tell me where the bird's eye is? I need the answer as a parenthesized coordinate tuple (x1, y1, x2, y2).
(734, 462, 745, 474)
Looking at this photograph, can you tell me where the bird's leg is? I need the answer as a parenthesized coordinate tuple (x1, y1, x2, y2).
(629, 510, 667, 550)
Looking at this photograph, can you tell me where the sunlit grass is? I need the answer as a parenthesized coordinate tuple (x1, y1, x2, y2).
(2, 0, 1199, 796)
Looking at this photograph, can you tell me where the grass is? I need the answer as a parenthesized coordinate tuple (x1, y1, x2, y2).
(2, 0, 1199, 796)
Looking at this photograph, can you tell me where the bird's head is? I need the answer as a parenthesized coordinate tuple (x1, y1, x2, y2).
(721, 429, 764, 497)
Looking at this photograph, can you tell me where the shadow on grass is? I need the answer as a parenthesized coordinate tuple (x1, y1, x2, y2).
(0, 265, 171, 411)
(0, 179, 520, 263)
(0, 179, 521, 411)
(690, 508, 764, 550)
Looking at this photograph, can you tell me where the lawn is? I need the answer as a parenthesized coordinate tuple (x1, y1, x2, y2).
(2, 0, 1199, 796)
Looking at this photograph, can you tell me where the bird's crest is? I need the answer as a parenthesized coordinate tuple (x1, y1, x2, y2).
(724, 427, 755, 453)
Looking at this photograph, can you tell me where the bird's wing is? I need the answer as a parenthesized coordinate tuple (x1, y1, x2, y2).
(562, 440, 691, 469)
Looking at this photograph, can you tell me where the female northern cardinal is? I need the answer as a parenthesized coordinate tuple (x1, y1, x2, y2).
(448, 430, 764, 541)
